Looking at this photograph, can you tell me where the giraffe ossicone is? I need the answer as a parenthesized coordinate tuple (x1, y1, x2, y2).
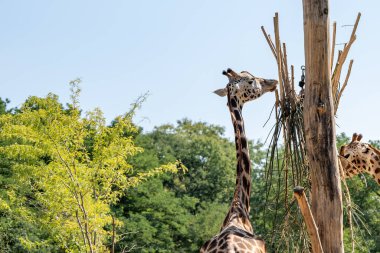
(339, 133, 380, 185)
(200, 68, 277, 253)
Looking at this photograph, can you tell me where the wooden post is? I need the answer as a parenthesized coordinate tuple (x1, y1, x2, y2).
(302, 0, 344, 252)
(294, 186, 324, 253)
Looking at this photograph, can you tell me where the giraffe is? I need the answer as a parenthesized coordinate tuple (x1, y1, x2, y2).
(200, 68, 277, 253)
(339, 133, 380, 185)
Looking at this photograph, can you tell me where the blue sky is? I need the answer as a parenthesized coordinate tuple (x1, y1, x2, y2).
(1, 1, 379, 142)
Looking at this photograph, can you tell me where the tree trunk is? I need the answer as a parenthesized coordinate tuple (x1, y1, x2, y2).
(302, 0, 344, 252)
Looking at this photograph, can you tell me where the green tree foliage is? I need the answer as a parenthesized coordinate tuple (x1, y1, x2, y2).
(114, 120, 268, 252)
(140, 119, 236, 203)
(111, 121, 380, 253)
(0, 84, 378, 252)
(0, 81, 180, 253)
(115, 120, 235, 252)
(0, 98, 14, 115)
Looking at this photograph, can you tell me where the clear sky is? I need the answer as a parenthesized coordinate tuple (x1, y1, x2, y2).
(1, 1, 379, 142)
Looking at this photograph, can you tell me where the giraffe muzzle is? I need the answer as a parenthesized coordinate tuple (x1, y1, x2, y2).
(263, 79, 278, 92)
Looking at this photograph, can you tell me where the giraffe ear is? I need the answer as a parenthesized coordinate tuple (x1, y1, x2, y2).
(339, 145, 345, 156)
(352, 133, 358, 142)
(214, 88, 227, 97)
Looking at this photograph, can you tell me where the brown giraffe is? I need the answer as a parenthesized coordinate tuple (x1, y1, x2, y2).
(339, 133, 380, 185)
(200, 68, 277, 253)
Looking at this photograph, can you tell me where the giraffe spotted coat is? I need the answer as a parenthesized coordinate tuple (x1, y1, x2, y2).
(339, 133, 380, 185)
(200, 68, 277, 253)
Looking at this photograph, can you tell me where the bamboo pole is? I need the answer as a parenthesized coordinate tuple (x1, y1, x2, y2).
(335, 59, 354, 114)
(331, 13, 361, 102)
(338, 158, 355, 253)
(282, 43, 289, 86)
(261, 26, 277, 59)
(332, 36, 356, 92)
(291, 65, 295, 94)
(274, 13, 285, 107)
(294, 186, 324, 253)
(330, 22, 336, 72)
(350, 13, 361, 43)
(302, 0, 344, 252)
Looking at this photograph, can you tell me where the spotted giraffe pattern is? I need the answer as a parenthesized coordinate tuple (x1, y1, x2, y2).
(339, 133, 380, 185)
(200, 68, 277, 253)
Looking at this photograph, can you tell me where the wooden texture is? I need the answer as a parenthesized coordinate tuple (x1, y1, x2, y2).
(330, 22, 336, 72)
(274, 13, 285, 105)
(294, 187, 324, 253)
(302, 0, 344, 252)
(335, 59, 354, 114)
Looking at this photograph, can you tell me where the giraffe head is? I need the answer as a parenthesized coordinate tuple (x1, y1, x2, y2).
(339, 133, 380, 184)
(214, 68, 278, 107)
(339, 133, 369, 177)
(339, 133, 366, 162)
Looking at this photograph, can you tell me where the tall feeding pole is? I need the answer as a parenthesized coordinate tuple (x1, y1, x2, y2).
(302, 0, 343, 252)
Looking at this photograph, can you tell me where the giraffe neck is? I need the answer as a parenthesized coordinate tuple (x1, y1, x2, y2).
(345, 146, 380, 185)
(221, 92, 253, 232)
(364, 147, 380, 185)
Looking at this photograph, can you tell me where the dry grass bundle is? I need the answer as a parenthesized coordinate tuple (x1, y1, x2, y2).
(260, 12, 361, 252)
(261, 13, 310, 252)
